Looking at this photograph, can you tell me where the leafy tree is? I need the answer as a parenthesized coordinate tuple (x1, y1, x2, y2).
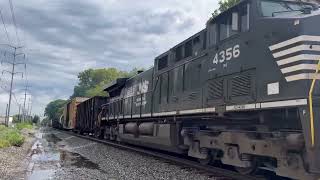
(213, 0, 241, 17)
(44, 99, 67, 121)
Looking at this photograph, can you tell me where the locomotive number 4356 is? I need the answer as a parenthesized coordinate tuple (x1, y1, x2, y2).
(213, 45, 240, 65)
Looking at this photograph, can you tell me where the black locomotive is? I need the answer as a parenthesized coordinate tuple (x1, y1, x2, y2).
(75, 1, 320, 179)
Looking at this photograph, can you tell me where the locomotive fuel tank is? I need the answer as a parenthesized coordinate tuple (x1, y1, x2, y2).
(138, 123, 154, 136)
(124, 123, 138, 134)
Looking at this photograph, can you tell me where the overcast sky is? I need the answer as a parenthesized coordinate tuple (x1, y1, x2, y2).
(0, 0, 218, 117)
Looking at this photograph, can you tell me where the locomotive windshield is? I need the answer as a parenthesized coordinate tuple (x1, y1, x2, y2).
(261, 0, 317, 17)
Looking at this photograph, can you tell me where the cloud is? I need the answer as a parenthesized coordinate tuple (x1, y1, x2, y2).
(0, 0, 218, 117)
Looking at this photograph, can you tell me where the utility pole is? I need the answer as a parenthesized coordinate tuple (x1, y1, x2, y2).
(5, 104, 8, 127)
(26, 97, 31, 121)
(18, 104, 21, 122)
(22, 84, 31, 122)
(1, 44, 25, 124)
(29, 100, 32, 120)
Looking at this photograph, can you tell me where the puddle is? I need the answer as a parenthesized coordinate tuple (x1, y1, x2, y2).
(27, 130, 100, 180)
(59, 150, 100, 170)
(44, 134, 62, 144)
(27, 170, 55, 180)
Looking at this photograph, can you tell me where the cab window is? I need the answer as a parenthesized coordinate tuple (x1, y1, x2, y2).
(260, 0, 316, 17)
(208, 23, 217, 46)
(208, 2, 250, 45)
(219, 14, 234, 41)
(240, 4, 250, 32)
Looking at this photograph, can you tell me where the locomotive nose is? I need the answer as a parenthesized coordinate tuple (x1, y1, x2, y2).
(268, 13, 320, 83)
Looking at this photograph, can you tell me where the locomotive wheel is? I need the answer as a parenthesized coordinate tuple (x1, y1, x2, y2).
(198, 150, 220, 165)
(235, 158, 259, 175)
(198, 156, 212, 165)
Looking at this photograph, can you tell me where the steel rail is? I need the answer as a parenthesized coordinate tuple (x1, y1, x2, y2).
(55, 129, 266, 180)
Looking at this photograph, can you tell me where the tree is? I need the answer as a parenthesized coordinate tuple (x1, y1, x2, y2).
(213, 0, 241, 17)
(71, 68, 144, 98)
(44, 99, 67, 121)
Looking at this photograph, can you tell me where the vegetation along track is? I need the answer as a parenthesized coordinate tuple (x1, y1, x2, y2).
(55, 129, 276, 180)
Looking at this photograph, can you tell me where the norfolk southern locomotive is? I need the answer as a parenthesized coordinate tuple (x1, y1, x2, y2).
(75, 0, 320, 179)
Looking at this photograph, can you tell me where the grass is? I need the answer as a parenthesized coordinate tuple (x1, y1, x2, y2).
(15, 122, 33, 130)
(0, 123, 31, 148)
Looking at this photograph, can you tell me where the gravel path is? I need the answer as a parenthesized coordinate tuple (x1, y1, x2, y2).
(46, 129, 220, 180)
(0, 129, 36, 180)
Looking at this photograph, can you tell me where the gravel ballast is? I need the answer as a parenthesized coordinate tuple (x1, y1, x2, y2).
(47, 129, 220, 180)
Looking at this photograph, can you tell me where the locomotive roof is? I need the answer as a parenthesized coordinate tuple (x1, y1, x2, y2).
(155, 29, 205, 60)
(103, 78, 128, 92)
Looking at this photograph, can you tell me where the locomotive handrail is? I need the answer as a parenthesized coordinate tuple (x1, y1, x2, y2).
(309, 60, 320, 147)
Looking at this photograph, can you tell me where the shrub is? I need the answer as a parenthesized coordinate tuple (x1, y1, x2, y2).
(0, 125, 6, 131)
(0, 127, 25, 148)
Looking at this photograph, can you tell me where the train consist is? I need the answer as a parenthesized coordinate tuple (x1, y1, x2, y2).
(59, 0, 320, 179)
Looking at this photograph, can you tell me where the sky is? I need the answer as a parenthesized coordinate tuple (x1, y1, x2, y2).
(0, 0, 218, 117)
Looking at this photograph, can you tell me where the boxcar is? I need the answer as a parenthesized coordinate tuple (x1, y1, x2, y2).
(75, 96, 108, 134)
(62, 97, 88, 130)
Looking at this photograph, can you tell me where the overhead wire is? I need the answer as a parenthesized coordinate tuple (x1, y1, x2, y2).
(8, 0, 20, 45)
(0, 9, 11, 44)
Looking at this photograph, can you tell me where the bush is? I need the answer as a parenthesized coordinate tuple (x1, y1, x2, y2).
(0, 126, 25, 148)
(15, 123, 33, 130)
(0, 125, 6, 131)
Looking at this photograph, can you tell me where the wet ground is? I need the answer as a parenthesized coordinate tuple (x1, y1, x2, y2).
(26, 129, 104, 180)
(25, 128, 218, 180)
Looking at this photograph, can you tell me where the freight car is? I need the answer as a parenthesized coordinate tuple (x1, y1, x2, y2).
(87, 0, 320, 179)
(75, 96, 108, 135)
(61, 97, 88, 130)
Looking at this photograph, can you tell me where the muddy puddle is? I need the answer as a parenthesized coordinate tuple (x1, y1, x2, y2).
(27, 131, 100, 180)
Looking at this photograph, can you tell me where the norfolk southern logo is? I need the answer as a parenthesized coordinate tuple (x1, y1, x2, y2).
(135, 80, 149, 107)
(137, 80, 149, 95)
(269, 35, 320, 82)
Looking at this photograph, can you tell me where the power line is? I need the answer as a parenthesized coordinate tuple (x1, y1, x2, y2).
(0, 9, 11, 43)
(1, 44, 25, 126)
(8, 0, 20, 45)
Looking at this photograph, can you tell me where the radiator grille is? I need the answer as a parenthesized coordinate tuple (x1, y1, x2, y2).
(207, 79, 223, 100)
(183, 92, 198, 102)
(231, 74, 251, 97)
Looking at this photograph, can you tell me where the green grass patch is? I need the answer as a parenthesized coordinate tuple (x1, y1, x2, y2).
(15, 122, 33, 130)
(0, 125, 25, 148)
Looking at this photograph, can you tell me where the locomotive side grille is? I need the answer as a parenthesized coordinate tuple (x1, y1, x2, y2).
(207, 79, 223, 100)
(269, 35, 320, 82)
(183, 92, 198, 102)
(171, 96, 179, 103)
(231, 74, 251, 97)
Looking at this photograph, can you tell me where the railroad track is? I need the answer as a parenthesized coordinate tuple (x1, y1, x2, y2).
(56, 129, 271, 180)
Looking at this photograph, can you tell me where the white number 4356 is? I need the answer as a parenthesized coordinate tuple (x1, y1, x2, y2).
(213, 45, 240, 65)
